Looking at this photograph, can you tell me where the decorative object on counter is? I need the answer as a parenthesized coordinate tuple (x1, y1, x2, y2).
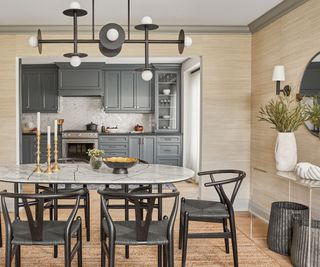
(103, 157, 138, 174)
(44, 126, 53, 174)
(272, 65, 291, 96)
(88, 148, 104, 170)
(52, 120, 60, 172)
(34, 112, 42, 173)
(27, 0, 192, 81)
(259, 96, 308, 171)
(134, 124, 144, 132)
(291, 218, 320, 267)
(57, 119, 64, 134)
(106, 126, 119, 133)
(295, 162, 320, 180)
(267, 201, 309, 256)
(163, 89, 171, 95)
(86, 122, 98, 132)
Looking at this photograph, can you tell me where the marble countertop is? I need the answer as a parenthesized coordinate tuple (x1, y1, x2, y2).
(0, 163, 195, 185)
(99, 132, 182, 136)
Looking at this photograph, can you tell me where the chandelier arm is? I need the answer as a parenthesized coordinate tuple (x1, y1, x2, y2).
(128, 0, 131, 40)
(145, 27, 149, 69)
(73, 11, 78, 53)
(39, 39, 183, 44)
(92, 0, 95, 40)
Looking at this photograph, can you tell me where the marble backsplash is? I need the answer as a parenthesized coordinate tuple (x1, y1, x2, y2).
(21, 97, 154, 132)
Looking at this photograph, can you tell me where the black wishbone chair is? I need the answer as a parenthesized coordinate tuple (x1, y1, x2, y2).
(36, 157, 91, 243)
(0, 189, 84, 267)
(178, 170, 246, 267)
(99, 187, 180, 267)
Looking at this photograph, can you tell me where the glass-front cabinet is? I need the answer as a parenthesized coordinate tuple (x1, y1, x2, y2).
(155, 68, 180, 132)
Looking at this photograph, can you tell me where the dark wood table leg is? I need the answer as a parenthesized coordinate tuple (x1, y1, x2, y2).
(53, 184, 58, 258)
(158, 184, 163, 267)
(125, 184, 129, 259)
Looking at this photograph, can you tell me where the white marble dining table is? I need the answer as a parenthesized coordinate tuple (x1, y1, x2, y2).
(0, 163, 195, 185)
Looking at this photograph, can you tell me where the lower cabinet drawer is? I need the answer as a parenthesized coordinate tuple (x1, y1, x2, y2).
(99, 136, 128, 143)
(157, 158, 181, 166)
(104, 151, 128, 157)
(157, 144, 181, 157)
(100, 143, 128, 150)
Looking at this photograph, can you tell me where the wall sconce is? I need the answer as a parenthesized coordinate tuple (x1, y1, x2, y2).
(272, 65, 291, 96)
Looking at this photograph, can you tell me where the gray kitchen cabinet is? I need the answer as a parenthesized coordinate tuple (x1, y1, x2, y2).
(57, 63, 104, 96)
(103, 68, 153, 113)
(155, 67, 181, 132)
(22, 65, 58, 113)
(99, 135, 129, 157)
(104, 71, 121, 111)
(121, 71, 136, 110)
(156, 135, 182, 166)
(21, 134, 62, 164)
(129, 136, 156, 163)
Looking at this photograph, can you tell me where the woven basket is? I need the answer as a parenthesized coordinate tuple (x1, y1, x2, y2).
(291, 219, 320, 267)
(267, 201, 309, 255)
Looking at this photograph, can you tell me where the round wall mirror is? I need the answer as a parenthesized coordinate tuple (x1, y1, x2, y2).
(300, 52, 320, 137)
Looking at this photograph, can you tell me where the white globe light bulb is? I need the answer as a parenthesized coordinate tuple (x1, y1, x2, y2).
(70, 56, 81, 67)
(106, 29, 119, 42)
(141, 16, 152, 24)
(184, 36, 192, 48)
(141, 70, 153, 81)
(69, 1, 81, 9)
(28, 36, 38, 48)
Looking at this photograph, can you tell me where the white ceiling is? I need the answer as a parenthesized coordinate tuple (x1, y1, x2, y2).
(0, 0, 283, 26)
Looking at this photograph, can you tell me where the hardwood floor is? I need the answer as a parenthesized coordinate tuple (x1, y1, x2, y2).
(0, 182, 292, 266)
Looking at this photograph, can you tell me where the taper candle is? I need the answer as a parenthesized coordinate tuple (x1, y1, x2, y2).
(47, 126, 51, 145)
(37, 112, 40, 131)
(54, 120, 58, 140)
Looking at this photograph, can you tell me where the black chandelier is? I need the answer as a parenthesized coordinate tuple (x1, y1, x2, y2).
(28, 0, 192, 81)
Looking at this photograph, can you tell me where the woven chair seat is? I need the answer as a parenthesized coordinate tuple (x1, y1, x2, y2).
(181, 199, 229, 221)
(102, 220, 169, 245)
(12, 220, 80, 245)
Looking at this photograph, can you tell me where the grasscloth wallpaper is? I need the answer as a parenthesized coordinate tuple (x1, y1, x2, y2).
(251, 0, 320, 218)
(0, 33, 251, 207)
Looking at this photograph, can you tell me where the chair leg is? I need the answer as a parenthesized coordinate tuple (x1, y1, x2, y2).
(108, 238, 115, 267)
(181, 212, 189, 267)
(0, 211, 2, 248)
(101, 231, 106, 267)
(64, 238, 71, 267)
(85, 192, 90, 242)
(162, 245, 167, 267)
(168, 238, 174, 267)
(229, 213, 239, 267)
(15, 245, 21, 267)
(5, 242, 11, 267)
(178, 212, 183, 250)
(223, 218, 230, 254)
(77, 222, 83, 267)
(54, 185, 58, 258)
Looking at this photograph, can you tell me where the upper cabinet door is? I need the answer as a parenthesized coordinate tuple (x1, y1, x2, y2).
(22, 65, 58, 113)
(120, 71, 136, 110)
(41, 71, 58, 112)
(104, 71, 121, 111)
(136, 73, 153, 112)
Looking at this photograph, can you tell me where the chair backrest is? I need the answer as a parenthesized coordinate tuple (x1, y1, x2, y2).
(0, 189, 84, 242)
(98, 187, 179, 241)
(198, 170, 246, 207)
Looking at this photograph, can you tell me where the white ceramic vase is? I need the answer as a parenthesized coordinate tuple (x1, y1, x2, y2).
(275, 132, 297, 171)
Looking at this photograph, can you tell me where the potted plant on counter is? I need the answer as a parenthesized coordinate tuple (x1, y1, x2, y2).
(258, 96, 308, 171)
(87, 149, 104, 170)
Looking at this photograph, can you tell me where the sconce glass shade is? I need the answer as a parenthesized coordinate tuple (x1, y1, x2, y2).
(69, 1, 81, 9)
(70, 56, 81, 67)
(272, 65, 285, 81)
(141, 70, 153, 81)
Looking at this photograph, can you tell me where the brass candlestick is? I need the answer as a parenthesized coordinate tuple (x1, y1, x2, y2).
(52, 138, 60, 172)
(44, 144, 53, 174)
(34, 130, 42, 173)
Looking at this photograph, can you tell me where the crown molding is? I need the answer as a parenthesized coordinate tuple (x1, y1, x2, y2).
(0, 24, 250, 35)
(249, 0, 309, 33)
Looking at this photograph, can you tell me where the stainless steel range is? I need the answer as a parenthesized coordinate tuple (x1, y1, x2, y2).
(62, 130, 99, 159)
